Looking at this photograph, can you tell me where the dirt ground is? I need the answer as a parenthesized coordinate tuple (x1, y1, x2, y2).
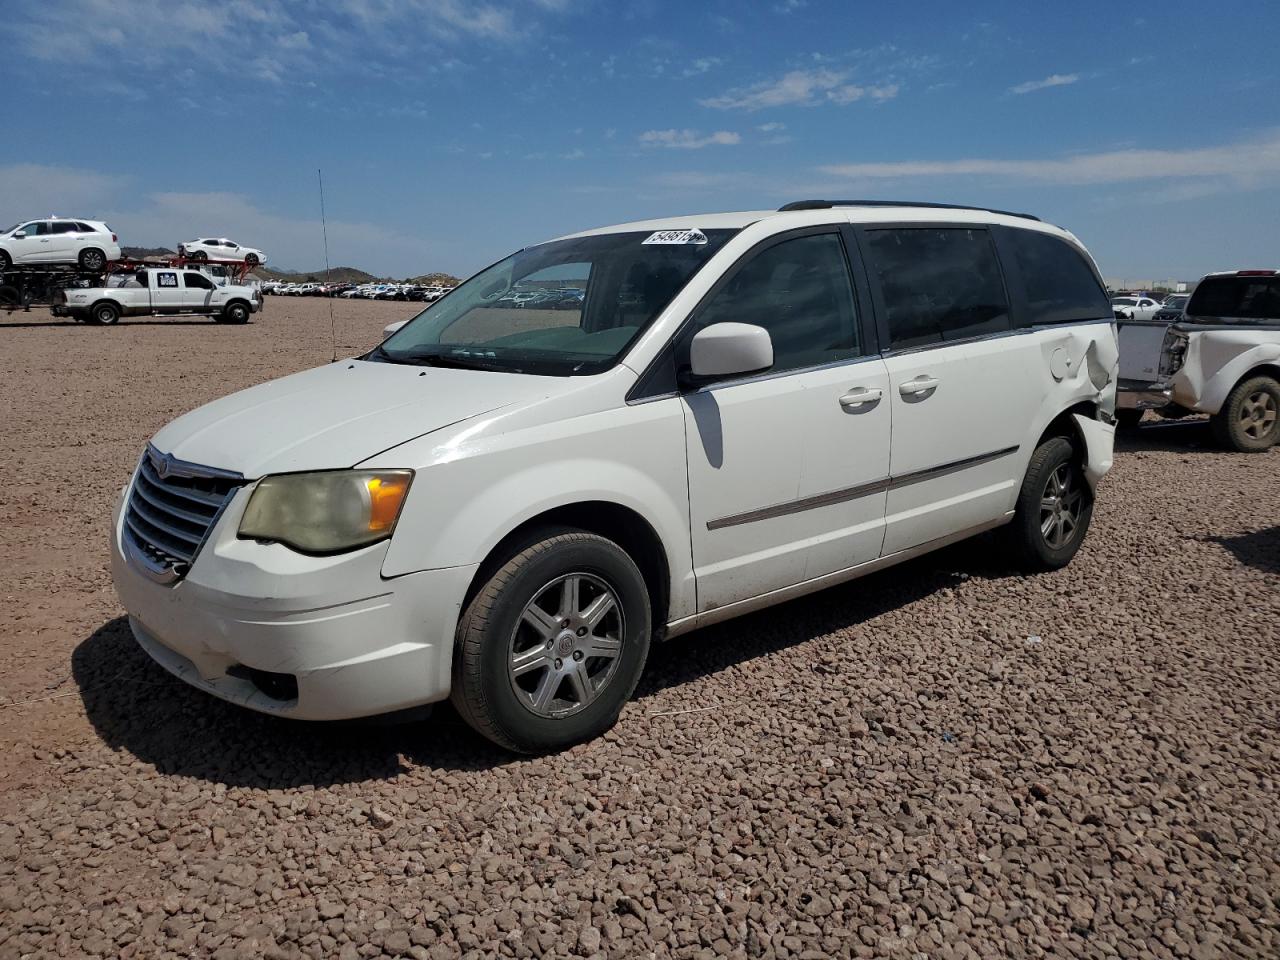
(1, 298, 1277, 958)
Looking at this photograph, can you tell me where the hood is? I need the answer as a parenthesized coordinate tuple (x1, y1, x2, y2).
(150, 359, 562, 477)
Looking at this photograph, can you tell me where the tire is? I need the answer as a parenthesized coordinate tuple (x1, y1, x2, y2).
(1005, 436, 1094, 571)
(1114, 409, 1143, 429)
(0, 250, 11, 270)
(90, 301, 120, 326)
(78, 248, 106, 272)
(451, 529, 651, 753)
(244, 254, 259, 266)
(0, 285, 18, 307)
(1210, 375, 1280, 452)
(220, 301, 250, 325)
(190, 250, 208, 262)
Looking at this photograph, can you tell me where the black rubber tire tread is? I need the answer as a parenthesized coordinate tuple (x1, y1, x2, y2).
(1005, 435, 1094, 572)
(1210, 375, 1280, 452)
(0, 251, 11, 270)
(451, 529, 651, 754)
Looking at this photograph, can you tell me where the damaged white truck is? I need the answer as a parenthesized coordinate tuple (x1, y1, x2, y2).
(1117, 270, 1280, 451)
(53, 267, 263, 326)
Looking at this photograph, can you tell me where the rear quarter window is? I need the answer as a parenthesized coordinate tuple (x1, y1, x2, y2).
(1001, 228, 1110, 326)
(1187, 276, 1280, 321)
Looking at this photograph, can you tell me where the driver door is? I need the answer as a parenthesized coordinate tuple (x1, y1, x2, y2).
(11, 221, 51, 263)
(681, 228, 892, 612)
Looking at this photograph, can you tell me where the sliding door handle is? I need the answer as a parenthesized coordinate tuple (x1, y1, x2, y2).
(839, 387, 883, 410)
(899, 375, 940, 397)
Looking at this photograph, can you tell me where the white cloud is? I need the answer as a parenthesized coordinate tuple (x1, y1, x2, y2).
(639, 129, 742, 149)
(682, 56, 724, 77)
(700, 68, 898, 110)
(818, 130, 1280, 186)
(1009, 73, 1079, 95)
(757, 122, 786, 133)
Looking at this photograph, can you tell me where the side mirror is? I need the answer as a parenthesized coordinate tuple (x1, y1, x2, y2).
(382, 319, 408, 337)
(13, 231, 25, 239)
(687, 322, 774, 382)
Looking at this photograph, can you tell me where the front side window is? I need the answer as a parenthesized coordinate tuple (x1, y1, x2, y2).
(690, 232, 861, 374)
(377, 229, 737, 375)
(22, 221, 49, 237)
(1186, 276, 1280, 321)
(864, 227, 1010, 350)
(1004, 228, 1109, 326)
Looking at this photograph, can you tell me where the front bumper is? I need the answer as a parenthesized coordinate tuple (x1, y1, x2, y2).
(1116, 378, 1173, 410)
(110, 489, 476, 720)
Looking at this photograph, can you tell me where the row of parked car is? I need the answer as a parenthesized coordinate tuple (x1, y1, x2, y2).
(261, 281, 454, 301)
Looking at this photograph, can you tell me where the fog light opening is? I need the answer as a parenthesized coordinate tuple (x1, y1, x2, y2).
(227, 664, 299, 703)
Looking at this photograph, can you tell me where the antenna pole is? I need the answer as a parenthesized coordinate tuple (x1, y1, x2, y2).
(318, 168, 337, 362)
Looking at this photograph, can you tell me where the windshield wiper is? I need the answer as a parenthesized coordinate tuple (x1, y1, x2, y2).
(388, 350, 522, 373)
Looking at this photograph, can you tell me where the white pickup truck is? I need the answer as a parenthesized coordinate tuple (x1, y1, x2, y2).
(53, 267, 263, 325)
(1117, 270, 1280, 451)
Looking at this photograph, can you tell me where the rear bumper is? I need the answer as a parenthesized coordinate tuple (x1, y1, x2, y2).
(110, 489, 476, 720)
(1116, 379, 1172, 410)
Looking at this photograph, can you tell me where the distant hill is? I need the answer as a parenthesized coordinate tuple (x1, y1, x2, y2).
(408, 272, 461, 286)
(121, 245, 176, 259)
(252, 265, 380, 283)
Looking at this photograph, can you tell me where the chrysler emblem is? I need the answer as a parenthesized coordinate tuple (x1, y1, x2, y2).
(149, 448, 176, 480)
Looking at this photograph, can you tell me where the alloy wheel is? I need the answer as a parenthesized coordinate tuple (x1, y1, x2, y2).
(1240, 390, 1278, 441)
(507, 572, 624, 719)
(1039, 463, 1083, 550)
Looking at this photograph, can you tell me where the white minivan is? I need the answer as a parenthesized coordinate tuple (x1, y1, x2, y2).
(111, 202, 1118, 752)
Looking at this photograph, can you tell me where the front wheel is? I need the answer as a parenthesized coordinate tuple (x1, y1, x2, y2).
(451, 529, 651, 753)
(0, 250, 11, 270)
(1211, 376, 1280, 452)
(1005, 436, 1094, 571)
(219, 302, 250, 324)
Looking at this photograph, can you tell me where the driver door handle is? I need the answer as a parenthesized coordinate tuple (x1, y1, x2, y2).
(839, 387, 883, 409)
(899, 375, 940, 397)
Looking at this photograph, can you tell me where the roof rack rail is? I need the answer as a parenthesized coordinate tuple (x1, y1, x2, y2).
(778, 199, 1041, 222)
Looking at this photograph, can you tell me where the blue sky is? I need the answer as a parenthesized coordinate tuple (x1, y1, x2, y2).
(3, 0, 1278, 279)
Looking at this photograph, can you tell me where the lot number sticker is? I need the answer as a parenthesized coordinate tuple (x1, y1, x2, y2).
(642, 228, 708, 245)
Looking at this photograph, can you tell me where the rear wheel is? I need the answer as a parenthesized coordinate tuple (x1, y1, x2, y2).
(1005, 436, 1094, 571)
(1211, 375, 1280, 451)
(78, 248, 106, 272)
(451, 529, 651, 753)
(190, 250, 208, 262)
(0, 250, 11, 270)
(90, 301, 120, 326)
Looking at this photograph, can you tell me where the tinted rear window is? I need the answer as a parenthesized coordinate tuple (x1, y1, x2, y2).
(1003, 229, 1109, 326)
(1186, 276, 1280, 320)
(864, 227, 1010, 350)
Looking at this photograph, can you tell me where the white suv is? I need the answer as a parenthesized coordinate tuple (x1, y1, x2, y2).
(111, 202, 1118, 752)
(0, 218, 120, 271)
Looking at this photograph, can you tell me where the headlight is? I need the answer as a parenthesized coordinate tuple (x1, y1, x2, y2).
(238, 470, 413, 554)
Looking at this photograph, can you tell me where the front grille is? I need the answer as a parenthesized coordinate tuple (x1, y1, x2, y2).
(123, 446, 244, 581)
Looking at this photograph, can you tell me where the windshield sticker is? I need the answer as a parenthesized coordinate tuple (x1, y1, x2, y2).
(642, 228, 708, 246)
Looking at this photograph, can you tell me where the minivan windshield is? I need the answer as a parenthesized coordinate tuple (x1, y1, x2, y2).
(1186, 275, 1280, 321)
(373, 228, 738, 375)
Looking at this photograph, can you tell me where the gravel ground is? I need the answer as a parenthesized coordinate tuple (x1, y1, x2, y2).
(1, 299, 1278, 959)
